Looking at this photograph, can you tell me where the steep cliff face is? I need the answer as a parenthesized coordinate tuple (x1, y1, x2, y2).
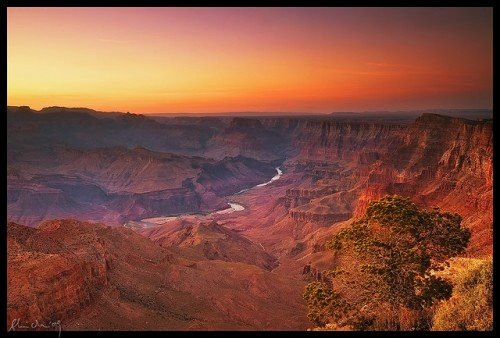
(203, 117, 288, 161)
(7, 221, 110, 325)
(290, 120, 403, 162)
(392, 114, 492, 178)
(283, 187, 337, 209)
(285, 114, 492, 256)
(402, 114, 493, 255)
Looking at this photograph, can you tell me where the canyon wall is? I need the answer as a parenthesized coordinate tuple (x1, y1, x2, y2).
(7, 107, 493, 255)
(272, 114, 492, 256)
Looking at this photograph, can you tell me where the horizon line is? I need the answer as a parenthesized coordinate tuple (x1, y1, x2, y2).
(7, 105, 493, 117)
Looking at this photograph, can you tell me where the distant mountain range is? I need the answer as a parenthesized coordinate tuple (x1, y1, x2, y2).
(8, 105, 492, 120)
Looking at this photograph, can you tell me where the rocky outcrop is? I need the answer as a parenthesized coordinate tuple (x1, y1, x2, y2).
(283, 187, 337, 209)
(302, 263, 333, 286)
(7, 221, 111, 325)
(7, 220, 310, 331)
(139, 220, 279, 271)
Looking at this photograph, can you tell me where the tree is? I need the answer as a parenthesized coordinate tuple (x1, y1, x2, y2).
(303, 195, 471, 330)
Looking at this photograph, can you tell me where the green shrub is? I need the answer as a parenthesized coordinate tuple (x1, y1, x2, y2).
(303, 282, 353, 327)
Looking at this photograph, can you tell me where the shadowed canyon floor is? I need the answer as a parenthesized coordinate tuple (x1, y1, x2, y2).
(7, 107, 492, 330)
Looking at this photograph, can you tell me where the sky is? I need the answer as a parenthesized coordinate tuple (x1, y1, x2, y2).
(7, 7, 493, 114)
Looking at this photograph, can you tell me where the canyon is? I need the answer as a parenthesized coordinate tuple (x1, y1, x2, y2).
(6, 106, 493, 330)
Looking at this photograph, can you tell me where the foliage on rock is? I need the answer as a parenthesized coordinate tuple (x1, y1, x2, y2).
(304, 195, 471, 330)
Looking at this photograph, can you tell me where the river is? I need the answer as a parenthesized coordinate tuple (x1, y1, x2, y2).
(201, 166, 283, 215)
(235, 167, 283, 194)
(127, 167, 282, 228)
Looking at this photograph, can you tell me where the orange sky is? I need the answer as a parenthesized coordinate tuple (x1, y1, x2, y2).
(7, 7, 493, 114)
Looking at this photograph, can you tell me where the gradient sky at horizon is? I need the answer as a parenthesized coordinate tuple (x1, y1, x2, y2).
(7, 7, 493, 114)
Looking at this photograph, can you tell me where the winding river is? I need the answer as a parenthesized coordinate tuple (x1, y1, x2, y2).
(217, 166, 283, 213)
(129, 167, 283, 227)
(235, 167, 283, 194)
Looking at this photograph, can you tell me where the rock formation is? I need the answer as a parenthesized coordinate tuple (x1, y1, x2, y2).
(7, 220, 309, 330)
(6, 106, 493, 330)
